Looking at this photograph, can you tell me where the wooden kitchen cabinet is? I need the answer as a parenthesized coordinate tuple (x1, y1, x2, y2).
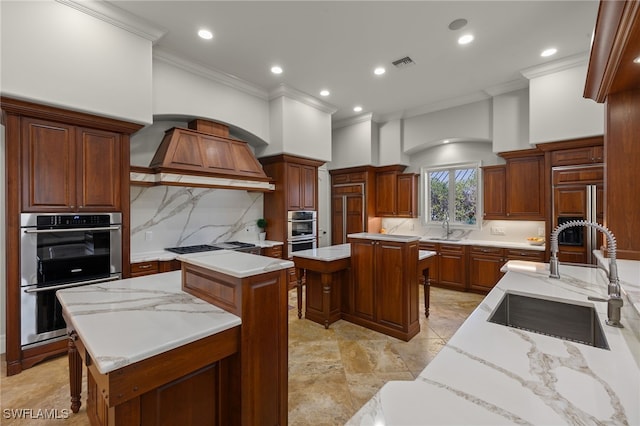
(468, 246, 505, 292)
(262, 245, 283, 258)
(130, 261, 159, 277)
(438, 243, 467, 291)
(21, 118, 122, 212)
(330, 166, 380, 245)
(286, 162, 316, 211)
(505, 248, 544, 262)
(482, 165, 507, 220)
(551, 145, 604, 166)
(375, 165, 418, 217)
(346, 237, 420, 341)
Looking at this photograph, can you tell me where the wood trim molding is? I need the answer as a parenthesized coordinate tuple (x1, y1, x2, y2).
(536, 136, 604, 152)
(584, 0, 640, 102)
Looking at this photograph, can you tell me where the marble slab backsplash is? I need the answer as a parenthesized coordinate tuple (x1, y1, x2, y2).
(130, 186, 263, 254)
(381, 218, 545, 244)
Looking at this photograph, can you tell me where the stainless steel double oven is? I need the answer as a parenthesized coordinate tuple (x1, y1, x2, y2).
(287, 210, 317, 257)
(20, 213, 122, 348)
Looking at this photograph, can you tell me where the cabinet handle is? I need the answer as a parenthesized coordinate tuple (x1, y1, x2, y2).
(139, 264, 152, 269)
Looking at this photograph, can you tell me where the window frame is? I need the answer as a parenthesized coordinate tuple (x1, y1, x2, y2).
(420, 161, 482, 229)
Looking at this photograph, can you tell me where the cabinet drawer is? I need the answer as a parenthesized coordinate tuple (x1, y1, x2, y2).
(131, 261, 159, 277)
(419, 242, 438, 251)
(440, 243, 464, 253)
(263, 245, 283, 258)
(506, 249, 544, 261)
(470, 246, 504, 256)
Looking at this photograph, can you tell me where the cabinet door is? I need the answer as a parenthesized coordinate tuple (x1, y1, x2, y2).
(396, 174, 418, 217)
(77, 128, 121, 211)
(554, 186, 587, 217)
(439, 246, 467, 290)
(21, 118, 76, 211)
(551, 146, 604, 166)
(482, 166, 506, 219)
(286, 163, 302, 210)
(375, 241, 405, 329)
(350, 240, 376, 321)
(301, 165, 316, 210)
(469, 247, 504, 292)
(375, 172, 396, 216)
(345, 194, 365, 236)
(506, 156, 544, 219)
(331, 195, 345, 245)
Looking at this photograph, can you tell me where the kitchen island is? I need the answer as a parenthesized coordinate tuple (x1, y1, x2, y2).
(58, 250, 293, 426)
(347, 257, 640, 425)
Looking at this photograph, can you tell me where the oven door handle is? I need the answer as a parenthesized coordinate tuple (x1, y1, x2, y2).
(23, 275, 121, 293)
(23, 225, 121, 234)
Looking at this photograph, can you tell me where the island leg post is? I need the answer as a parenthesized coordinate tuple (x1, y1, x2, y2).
(321, 272, 332, 329)
(68, 331, 82, 413)
(296, 267, 304, 319)
(423, 268, 431, 318)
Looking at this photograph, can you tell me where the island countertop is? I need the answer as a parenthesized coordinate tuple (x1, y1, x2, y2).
(178, 249, 294, 278)
(56, 271, 241, 375)
(347, 261, 640, 425)
(347, 232, 421, 242)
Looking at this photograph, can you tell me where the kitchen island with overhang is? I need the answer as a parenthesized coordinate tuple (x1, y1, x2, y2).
(347, 256, 640, 425)
(57, 250, 293, 426)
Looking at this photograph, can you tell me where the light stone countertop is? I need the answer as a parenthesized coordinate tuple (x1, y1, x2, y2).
(56, 271, 241, 375)
(347, 261, 640, 425)
(347, 232, 421, 242)
(419, 250, 437, 261)
(419, 237, 546, 251)
(292, 244, 351, 261)
(130, 240, 284, 263)
(178, 250, 294, 278)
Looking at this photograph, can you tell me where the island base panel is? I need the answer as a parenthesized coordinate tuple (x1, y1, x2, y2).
(304, 269, 344, 328)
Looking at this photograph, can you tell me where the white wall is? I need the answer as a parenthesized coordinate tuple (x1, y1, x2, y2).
(406, 141, 502, 174)
(0, 0, 152, 124)
(329, 117, 376, 169)
(493, 89, 530, 152)
(1, 124, 5, 353)
(153, 59, 271, 143)
(379, 119, 409, 166)
(403, 99, 492, 153)
(529, 64, 604, 144)
(259, 96, 332, 161)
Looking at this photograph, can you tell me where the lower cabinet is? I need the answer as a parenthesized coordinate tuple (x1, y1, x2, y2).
(347, 237, 419, 341)
(420, 242, 544, 293)
(130, 260, 181, 278)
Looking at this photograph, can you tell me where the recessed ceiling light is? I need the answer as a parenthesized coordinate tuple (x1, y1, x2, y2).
(374, 67, 386, 75)
(320, 90, 330, 97)
(541, 48, 558, 57)
(634, 56, 640, 64)
(353, 106, 363, 112)
(458, 34, 474, 45)
(198, 29, 213, 40)
(271, 66, 283, 74)
(448, 18, 468, 31)
(443, 139, 450, 144)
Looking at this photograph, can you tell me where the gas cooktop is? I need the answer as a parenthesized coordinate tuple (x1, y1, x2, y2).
(165, 241, 257, 255)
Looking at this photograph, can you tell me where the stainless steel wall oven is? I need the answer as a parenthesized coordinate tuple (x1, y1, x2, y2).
(287, 211, 317, 257)
(20, 213, 122, 348)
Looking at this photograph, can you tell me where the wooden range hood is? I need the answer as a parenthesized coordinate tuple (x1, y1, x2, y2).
(131, 119, 274, 191)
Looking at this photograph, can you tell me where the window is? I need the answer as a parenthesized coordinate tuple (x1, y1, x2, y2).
(422, 162, 480, 227)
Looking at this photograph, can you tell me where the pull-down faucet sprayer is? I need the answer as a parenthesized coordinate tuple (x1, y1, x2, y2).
(549, 220, 623, 327)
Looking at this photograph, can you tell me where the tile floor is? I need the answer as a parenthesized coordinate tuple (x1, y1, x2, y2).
(1, 286, 484, 425)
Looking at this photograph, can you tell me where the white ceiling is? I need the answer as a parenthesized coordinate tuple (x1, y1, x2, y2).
(106, 0, 600, 123)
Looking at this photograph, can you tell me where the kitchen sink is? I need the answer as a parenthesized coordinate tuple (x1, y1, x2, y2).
(488, 292, 609, 349)
(425, 237, 461, 242)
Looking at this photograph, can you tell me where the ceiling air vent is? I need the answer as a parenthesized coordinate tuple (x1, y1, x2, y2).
(392, 56, 415, 69)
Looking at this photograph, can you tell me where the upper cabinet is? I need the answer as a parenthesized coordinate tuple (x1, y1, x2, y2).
(483, 149, 545, 220)
(286, 162, 317, 211)
(375, 165, 418, 218)
(21, 117, 122, 212)
(550, 145, 604, 166)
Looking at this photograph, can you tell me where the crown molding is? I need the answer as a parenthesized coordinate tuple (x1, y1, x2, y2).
(153, 48, 269, 101)
(268, 84, 338, 115)
(55, 0, 167, 42)
(332, 113, 375, 130)
(483, 79, 529, 97)
(520, 52, 590, 80)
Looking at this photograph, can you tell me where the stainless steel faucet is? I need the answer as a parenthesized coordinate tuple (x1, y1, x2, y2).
(549, 220, 623, 327)
(442, 211, 453, 239)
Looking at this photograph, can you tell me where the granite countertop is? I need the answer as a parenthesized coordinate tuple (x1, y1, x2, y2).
(293, 244, 351, 261)
(130, 240, 284, 263)
(347, 261, 640, 425)
(56, 271, 241, 375)
(178, 250, 294, 278)
(348, 232, 421, 243)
